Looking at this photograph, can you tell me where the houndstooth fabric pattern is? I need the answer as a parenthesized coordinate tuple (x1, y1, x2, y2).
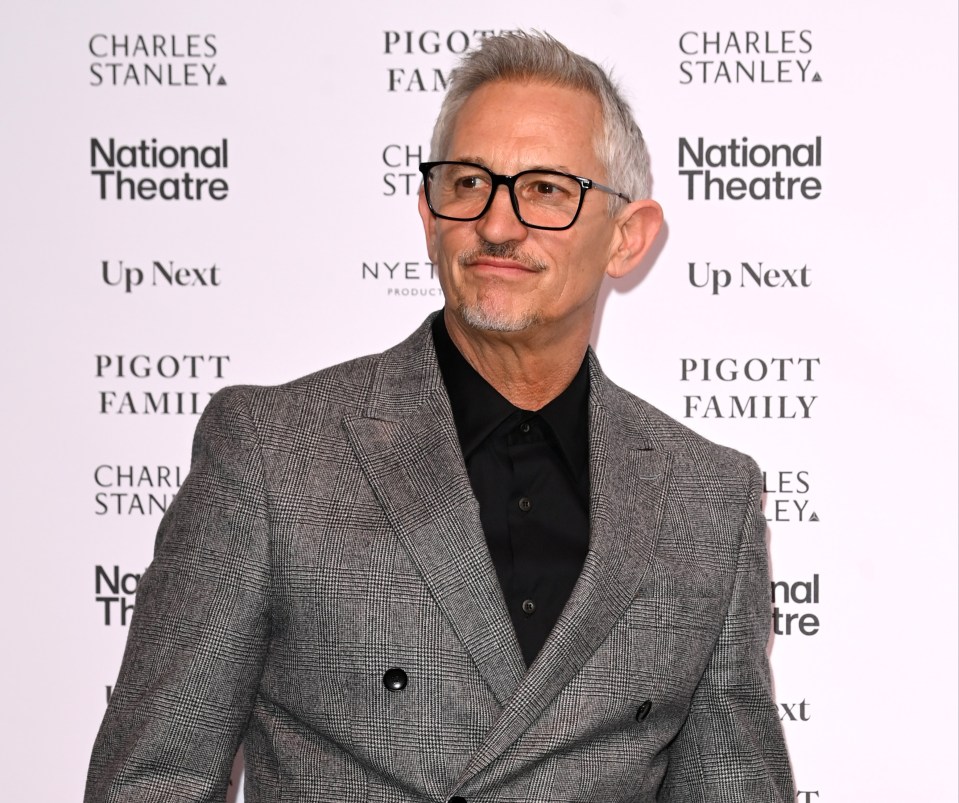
(85, 314, 794, 803)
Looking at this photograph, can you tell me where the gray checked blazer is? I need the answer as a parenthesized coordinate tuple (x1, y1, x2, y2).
(85, 314, 794, 803)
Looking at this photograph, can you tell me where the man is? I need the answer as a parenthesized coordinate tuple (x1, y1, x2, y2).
(86, 32, 794, 803)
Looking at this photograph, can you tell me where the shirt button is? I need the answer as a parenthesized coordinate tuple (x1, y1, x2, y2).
(520, 422, 531, 434)
(522, 599, 536, 616)
(518, 496, 532, 512)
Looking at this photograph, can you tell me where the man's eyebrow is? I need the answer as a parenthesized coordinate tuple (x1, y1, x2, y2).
(454, 156, 576, 174)
(455, 155, 491, 167)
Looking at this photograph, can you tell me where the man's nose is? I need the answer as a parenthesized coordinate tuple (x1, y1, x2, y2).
(475, 184, 529, 243)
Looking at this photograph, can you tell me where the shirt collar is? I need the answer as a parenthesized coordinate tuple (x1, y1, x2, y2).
(431, 312, 589, 474)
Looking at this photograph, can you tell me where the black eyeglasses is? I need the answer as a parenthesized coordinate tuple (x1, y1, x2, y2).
(419, 161, 630, 231)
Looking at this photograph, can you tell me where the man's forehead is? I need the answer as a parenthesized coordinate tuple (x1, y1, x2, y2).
(443, 80, 604, 168)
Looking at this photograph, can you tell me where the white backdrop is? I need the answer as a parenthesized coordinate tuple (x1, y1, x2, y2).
(2, 2, 957, 800)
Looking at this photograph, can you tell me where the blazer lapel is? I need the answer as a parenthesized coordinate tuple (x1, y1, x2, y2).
(344, 328, 526, 707)
(455, 357, 671, 784)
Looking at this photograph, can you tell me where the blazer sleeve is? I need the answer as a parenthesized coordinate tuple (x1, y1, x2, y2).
(658, 461, 795, 802)
(84, 387, 272, 803)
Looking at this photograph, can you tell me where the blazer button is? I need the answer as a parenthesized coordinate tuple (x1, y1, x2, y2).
(382, 667, 408, 691)
(635, 700, 652, 721)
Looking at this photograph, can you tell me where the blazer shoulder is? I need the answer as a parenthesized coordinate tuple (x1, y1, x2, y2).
(599, 375, 761, 495)
(204, 316, 441, 432)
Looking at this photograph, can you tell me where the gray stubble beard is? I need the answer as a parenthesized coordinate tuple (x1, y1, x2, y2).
(457, 301, 539, 333)
(455, 240, 547, 333)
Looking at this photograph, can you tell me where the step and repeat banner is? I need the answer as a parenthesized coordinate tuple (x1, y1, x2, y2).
(2, 1, 957, 801)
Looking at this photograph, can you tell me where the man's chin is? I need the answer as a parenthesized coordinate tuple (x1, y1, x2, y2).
(458, 302, 538, 333)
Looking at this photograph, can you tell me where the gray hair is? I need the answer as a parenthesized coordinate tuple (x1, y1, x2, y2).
(429, 31, 652, 204)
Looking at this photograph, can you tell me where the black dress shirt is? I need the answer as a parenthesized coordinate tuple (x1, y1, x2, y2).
(431, 314, 589, 666)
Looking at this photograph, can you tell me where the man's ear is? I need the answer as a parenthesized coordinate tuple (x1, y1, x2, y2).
(606, 199, 664, 279)
(418, 186, 438, 262)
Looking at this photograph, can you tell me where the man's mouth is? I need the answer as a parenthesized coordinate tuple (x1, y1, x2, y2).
(459, 244, 547, 274)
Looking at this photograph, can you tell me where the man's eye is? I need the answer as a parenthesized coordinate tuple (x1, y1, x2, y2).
(533, 182, 561, 195)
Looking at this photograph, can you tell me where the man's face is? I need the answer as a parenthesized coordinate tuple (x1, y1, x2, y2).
(419, 80, 621, 338)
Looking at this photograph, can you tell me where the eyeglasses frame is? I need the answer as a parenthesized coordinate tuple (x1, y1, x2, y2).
(418, 160, 631, 232)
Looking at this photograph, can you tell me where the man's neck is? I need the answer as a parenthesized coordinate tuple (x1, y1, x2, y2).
(442, 308, 591, 411)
